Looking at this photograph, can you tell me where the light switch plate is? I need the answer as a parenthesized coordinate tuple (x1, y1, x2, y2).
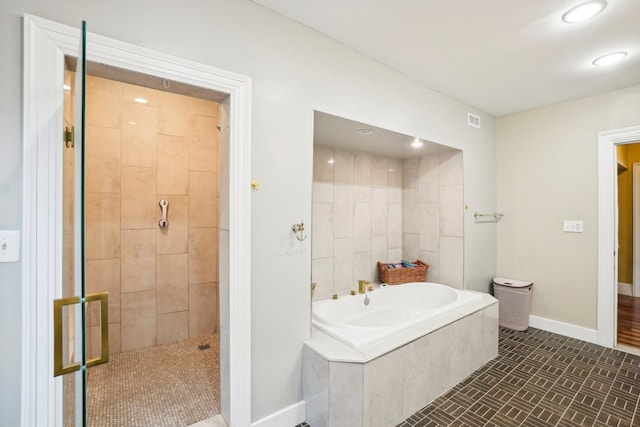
(0, 230, 20, 262)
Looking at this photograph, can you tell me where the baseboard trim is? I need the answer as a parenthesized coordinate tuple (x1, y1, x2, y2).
(529, 315, 598, 344)
(618, 282, 633, 297)
(251, 401, 305, 427)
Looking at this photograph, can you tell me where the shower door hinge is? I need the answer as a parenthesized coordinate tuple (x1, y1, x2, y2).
(64, 126, 74, 148)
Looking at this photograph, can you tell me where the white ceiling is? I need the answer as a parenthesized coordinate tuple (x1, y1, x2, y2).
(252, 0, 640, 116)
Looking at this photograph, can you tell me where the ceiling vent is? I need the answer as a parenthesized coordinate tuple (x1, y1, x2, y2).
(467, 113, 481, 128)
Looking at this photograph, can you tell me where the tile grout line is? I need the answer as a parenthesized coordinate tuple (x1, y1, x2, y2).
(512, 333, 581, 427)
(484, 331, 576, 427)
(399, 329, 640, 427)
(430, 330, 557, 427)
(590, 348, 626, 426)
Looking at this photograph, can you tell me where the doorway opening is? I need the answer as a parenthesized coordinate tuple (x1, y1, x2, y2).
(615, 142, 640, 353)
(596, 125, 640, 350)
(62, 59, 225, 425)
(22, 15, 252, 427)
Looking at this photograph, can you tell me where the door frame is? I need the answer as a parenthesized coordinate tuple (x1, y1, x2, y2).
(633, 163, 640, 297)
(21, 14, 252, 426)
(597, 125, 640, 348)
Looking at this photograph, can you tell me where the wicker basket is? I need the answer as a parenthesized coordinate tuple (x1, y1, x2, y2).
(377, 260, 428, 285)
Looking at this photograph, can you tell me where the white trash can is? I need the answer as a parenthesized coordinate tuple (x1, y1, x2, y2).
(492, 277, 533, 331)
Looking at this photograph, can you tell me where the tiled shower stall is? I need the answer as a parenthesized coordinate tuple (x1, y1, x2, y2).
(64, 73, 220, 356)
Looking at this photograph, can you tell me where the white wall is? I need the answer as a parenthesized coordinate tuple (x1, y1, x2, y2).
(497, 85, 640, 329)
(0, 0, 497, 423)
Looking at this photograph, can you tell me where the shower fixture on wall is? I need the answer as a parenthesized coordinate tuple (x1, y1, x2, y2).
(159, 199, 169, 229)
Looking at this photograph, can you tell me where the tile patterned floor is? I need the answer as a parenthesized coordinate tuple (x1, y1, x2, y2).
(87, 333, 220, 427)
(399, 328, 640, 427)
(296, 328, 640, 427)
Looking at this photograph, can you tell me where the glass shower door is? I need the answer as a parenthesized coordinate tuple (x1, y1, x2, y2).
(54, 21, 109, 427)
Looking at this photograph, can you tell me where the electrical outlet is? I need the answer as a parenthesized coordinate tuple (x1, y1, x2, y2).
(0, 230, 20, 262)
(563, 220, 584, 233)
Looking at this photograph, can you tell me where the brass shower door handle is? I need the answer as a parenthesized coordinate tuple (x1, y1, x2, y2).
(53, 292, 109, 377)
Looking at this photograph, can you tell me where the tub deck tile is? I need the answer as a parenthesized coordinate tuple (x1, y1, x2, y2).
(294, 327, 640, 427)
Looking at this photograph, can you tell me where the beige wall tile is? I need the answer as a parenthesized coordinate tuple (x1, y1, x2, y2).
(87, 325, 101, 361)
(121, 229, 156, 293)
(157, 311, 189, 344)
(121, 290, 156, 351)
(108, 322, 121, 355)
(157, 195, 189, 255)
(122, 82, 158, 107)
(86, 258, 121, 324)
(85, 126, 121, 193)
(157, 134, 189, 195)
(418, 154, 439, 203)
(439, 150, 463, 186)
(121, 166, 157, 229)
(190, 115, 219, 173)
(219, 126, 230, 231)
(157, 253, 188, 314)
(189, 228, 218, 284)
(188, 97, 219, 118)
(403, 158, 419, 189)
(371, 156, 388, 187)
(440, 185, 464, 237)
(86, 78, 222, 354)
(312, 203, 333, 259)
(157, 91, 195, 137)
(189, 171, 218, 228)
(354, 152, 372, 188)
(189, 282, 218, 337)
(64, 71, 74, 123)
(314, 146, 334, 183)
(353, 202, 371, 253)
(121, 103, 157, 167)
(333, 238, 353, 295)
(334, 150, 354, 185)
(334, 185, 353, 239)
(387, 159, 403, 189)
(85, 193, 121, 260)
(86, 76, 122, 128)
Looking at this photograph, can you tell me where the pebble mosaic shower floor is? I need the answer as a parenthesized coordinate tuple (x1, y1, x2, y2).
(87, 333, 220, 427)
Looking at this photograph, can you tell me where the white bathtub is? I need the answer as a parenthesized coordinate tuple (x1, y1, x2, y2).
(312, 281, 484, 349)
(305, 282, 498, 426)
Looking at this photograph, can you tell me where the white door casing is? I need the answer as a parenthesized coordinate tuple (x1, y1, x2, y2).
(21, 14, 252, 427)
(597, 126, 640, 348)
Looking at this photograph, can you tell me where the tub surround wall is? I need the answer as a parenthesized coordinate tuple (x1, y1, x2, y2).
(82, 75, 220, 354)
(402, 151, 464, 288)
(303, 302, 498, 427)
(312, 146, 464, 296)
(312, 146, 403, 299)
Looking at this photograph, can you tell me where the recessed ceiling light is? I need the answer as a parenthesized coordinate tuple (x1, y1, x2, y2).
(592, 51, 628, 66)
(134, 97, 148, 104)
(411, 137, 424, 148)
(327, 158, 335, 164)
(357, 128, 373, 135)
(562, 0, 607, 23)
